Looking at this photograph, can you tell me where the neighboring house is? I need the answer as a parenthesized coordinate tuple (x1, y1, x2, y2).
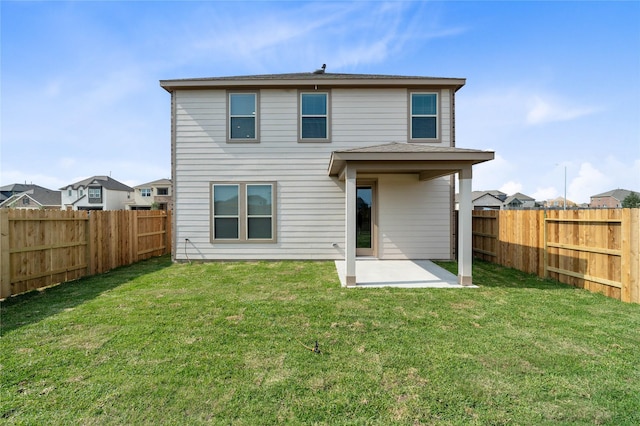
(544, 196, 577, 209)
(471, 190, 505, 210)
(590, 188, 633, 208)
(456, 190, 538, 210)
(503, 192, 537, 210)
(0, 183, 61, 210)
(60, 176, 133, 210)
(160, 71, 494, 286)
(127, 179, 173, 210)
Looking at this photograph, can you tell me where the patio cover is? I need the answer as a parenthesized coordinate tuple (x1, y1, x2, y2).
(328, 142, 494, 286)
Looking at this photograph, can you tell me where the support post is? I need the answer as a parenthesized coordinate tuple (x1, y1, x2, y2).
(458, 166, 473, 285)
(345, 165, 357, 287)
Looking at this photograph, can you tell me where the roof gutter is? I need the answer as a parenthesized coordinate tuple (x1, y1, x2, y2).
(159, 77, 466, 93)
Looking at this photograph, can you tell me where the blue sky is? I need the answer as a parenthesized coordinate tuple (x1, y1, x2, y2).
(1, 1, 639, 203)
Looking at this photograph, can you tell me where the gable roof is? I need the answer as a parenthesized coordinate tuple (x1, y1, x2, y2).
(61, 176, 133, 192)
(161, 72, 466, 92)
(0, 184, 61, 207)
(471, 190, 506, 202)
(590, 188, 633, 201)
(134, 178, 172, 189)
(503, 192, 536, 205)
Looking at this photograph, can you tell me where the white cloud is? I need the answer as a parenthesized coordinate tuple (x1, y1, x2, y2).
(568, 162, 609, 204)
(181, 1, 464, 73)
(0, 170, 68, 190)
(532, 186, 559, 201)
(526, 94, 598, 125)
(499, 181, 523, 195)
(458, 88, 601, 149)
(564, 157, 640, 203)
(471, 153, 517, 191)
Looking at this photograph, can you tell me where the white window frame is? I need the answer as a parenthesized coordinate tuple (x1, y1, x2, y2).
(141, 188, 152, 197)
(227, 91, 259, 143)
(88, 188, 101, 199)
(409, 91, 440, 142)
(211, 182, 276, 243)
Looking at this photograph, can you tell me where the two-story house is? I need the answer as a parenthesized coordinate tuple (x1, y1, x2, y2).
(590, 188, 633, 208)
(61, 176, 133, 210)
(127, 179, 173, 210)
(160, 71, 494, 286)
(503, 192, 537, 210)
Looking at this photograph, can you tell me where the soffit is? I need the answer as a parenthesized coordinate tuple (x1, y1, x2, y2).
(328, 142, 495, 180)
(160, 73, 465, 92)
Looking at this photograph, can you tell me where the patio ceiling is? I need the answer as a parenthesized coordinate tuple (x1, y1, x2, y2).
(328, 142, 494, 181)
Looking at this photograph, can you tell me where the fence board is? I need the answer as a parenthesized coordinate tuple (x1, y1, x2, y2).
(472, 208, 639, 303)
(1, 210, 171, 299)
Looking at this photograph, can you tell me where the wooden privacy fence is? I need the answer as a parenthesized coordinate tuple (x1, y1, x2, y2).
(0, 209, 172, 299)
(471, 209, 640, 303)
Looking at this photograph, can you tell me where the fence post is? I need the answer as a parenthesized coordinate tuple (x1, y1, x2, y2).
(543, 209, 548, 279)
(621, 208, 640, 303)
(0, 210, 10, 298)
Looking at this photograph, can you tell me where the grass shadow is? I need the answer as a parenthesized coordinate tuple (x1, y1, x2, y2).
(0, 255, 173, 335)
(435, 259, 575, 290)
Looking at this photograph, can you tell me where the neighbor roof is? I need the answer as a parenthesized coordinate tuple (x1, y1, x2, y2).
(503, 192, 535, 205)
(134, 178, 172, 189)
(61, 176, 133, 192)
(590, 188, 633, 201)
(0, 184, 61, 206)
(160, 71, 466, 92)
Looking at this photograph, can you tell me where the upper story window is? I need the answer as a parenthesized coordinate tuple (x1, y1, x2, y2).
(157, 187, 169, 196)
(88, 187, 102, 203)
(68, 189, 72, 196)
(410, 92, 438, 141)
(141, 188, 152, 197)
(228, 92, 258, 142)
(300, 92, 329, 142)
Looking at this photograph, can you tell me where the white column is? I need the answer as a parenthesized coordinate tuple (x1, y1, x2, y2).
(458, 166, 473, 285)
(345, 165, 357, 286)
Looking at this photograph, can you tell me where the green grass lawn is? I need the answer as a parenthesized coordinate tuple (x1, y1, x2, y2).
(2, 257, 639, 425)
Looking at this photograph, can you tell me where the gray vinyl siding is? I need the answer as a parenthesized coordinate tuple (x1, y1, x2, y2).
(377, 175, 452, 259)
(173, 88, 454, 261)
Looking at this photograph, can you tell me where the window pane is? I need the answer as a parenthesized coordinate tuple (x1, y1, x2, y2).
(247, 185, 272, 215)
(230, 117, 256, 139)
(214, 185, 238, 215)
(302, 117, 327, 139)
(215, 218, 239, 239)
(230, 94, 255, 115)
(412, 94, 437, 115)
(302, 94, 326, 115)
(412, 117, 437, 139)
(248, 218, 272, 239)
(356, 187, 372, 249)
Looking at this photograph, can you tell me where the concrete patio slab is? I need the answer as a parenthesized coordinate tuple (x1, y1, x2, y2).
(334, 259, 477, 288)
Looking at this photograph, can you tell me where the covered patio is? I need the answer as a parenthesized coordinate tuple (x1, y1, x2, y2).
(334, 259, 477, 288)
(328, 142, 494, 287)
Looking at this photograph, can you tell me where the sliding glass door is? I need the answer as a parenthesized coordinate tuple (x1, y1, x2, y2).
(356, 183, 376, 256)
